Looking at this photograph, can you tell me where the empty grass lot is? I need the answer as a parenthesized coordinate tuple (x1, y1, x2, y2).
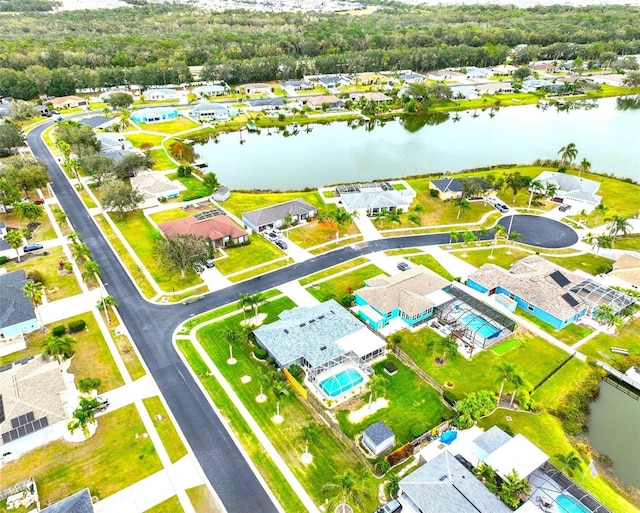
(397, 327, 570, 402)
(111, 210, 203, 292)
(306, 264, 385, 302)
(150, 149, 176, 171)
(125, 133, 166, 149)
(453, 247, 531, 269)
(0, 404, 161, 507)
(194, 298, 379, 511)
(336, 356, 453, 445)
(144, 496, 183, 513)
(299, 257, 370, 286)
(141, 117, 199, 133)
(287, 217, 361, 249)
(142, 396, 188, 463)
(3, 246, 81, 301)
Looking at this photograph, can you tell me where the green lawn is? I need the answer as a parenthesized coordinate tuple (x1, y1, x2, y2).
(546, 253, 615, 275)
(579, 317, 640, 365)
(515, 307, 593, 346)
(167, 173, 213, 201)
(531, 357, 591, 409)
(306, 264, 385, 302)
(144, 496, 183, 513)
(142, 396, 188, 463)
(77, 187, 97, 209)
(150, 207, 190, 225)
(614, 235, 640, 251)
(150, 149, 176, 171)
(111, 210, 203, 292)
(213, 234, 283, 276)
(398, 328, 570, 403)
(140, 117, 200, 133)
(406, 254, 455, 280)
(336, 356, 453, 445)
(185, 485, 220, 513)
(299, 257, 370, 286)
(453, 247, 531, 269)
(0, 404, 161, 507)
(193, 299, 380, 511)
(225, 258, 292, 283)
(287, 216, 361, 249)
(3, 246, 82, 301)
(111, 326, 146, 381)
(222, 190, 324, 215)
(126, 133, 166, 149)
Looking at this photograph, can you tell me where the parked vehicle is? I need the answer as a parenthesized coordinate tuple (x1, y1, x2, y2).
(23, 243, 44, 253)
(559, 203, 572, 212)
(33, 198, 45, 205)
(205, 258, 215, 268)
(92, 395, 110, 412)
(275, 239, 288, 250)
(494, 203, 509, 213)
(397, 261, 411, 271)
(375, 499, 402, 513)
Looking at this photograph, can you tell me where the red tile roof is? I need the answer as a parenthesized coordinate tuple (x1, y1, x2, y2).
(160, 215, 247, 243)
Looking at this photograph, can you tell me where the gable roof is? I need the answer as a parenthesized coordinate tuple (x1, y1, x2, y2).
(144, 88, 178, 96)
(130, 172, 179, 196)
(190, 102, 229, 113)
(243, 199, 316, 227)
(431, 178, 463, 193)
(50, 95, 86, 106)
(78, 116, 114, 129)
(363, 421, 394, 445)
(357, 266, 450, 316)
(0, 270, 36, 330)
(41, 488, 93, 513)
(132, 107, 178, 118)
(611, 254, 640, 287)
(400, 451, 511, 513)
(160, 214, 247, 243)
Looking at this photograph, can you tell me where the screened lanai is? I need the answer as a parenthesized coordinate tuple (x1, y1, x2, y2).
(570, 279, 635, 315)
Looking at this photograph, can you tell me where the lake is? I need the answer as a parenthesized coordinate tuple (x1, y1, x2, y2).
(588, 379, 640, 489)
(196, 96, 640, 191)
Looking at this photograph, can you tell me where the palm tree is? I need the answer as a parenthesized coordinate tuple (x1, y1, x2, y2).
(544, 181, 558, 200)
(374, 460, 390, 476)
(593, 203, 608, 225)
(71, 241, 91, 264)
(454, 197, 470, 219)
(82, 260, 101, 287)
(579, 158, 591, 176)
(527, 180, 543, 210)
(271, 379, 289, 418)
(449, 230, 459, 246)
(462, 230, 477, 247)
(374, 209, 388, 225)
(499, 469, 531, 509)
(490, 224, 507, 257)
(249, 292, 264, 318)
(68, 397, 99, 438)
(408, 213, 421, 228)
(606, 215, 631, 243)
(23, 280, 44, 330)
(556, 451, 583, 477)
(387, 211, 401, 231)
(473, 463, 498, 493)
(238, 293, 252, 321)
(322, 470, 371, 509)
(41, 333, 76, 363)
(300, 423, 319, 459)
(509, 372, 525, 407)
(224, 328, 240, 362)
(558, 142, 578, 167)
(385, 473, 400, 498)
(593, 234, 613, 255)
(5, 229, 24, 262)
(366, 374, 388, 409)
(494, 362, 517, 403)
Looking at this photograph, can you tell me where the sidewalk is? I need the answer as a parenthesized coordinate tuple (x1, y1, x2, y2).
(352, 208, 383, 241)
(420, 245, 478, 280)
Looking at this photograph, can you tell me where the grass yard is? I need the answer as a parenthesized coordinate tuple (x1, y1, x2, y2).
(185, 486, 218, 513)
(0, 209, 56, 243)
(167, 173, 213, 201)
(546, 253, 615, 275)
(140, 117, 200, 133)
(3, 246, 81, 301)
(299, 257, 369, 286)
(287, 217, 361, 249)
(213, 234, 283, 276)
(515, 307, 593, 345)
(111, 326, 146, 381)
(150, 149, 176, 171)
(226, 258, 292, 282)
(111, 210, 203, 292)
(406, 253, 455, 280)
(126, 133, 166, 149)
(579, 317, 640, 365)
(193, 298, 380, 511)
(531, 357, 590, 409)
(614, 235, 640, 251)
(336, 356, 453, 445)
(453, 246, 531, 269)
(306, 264, 385, 302)
(397, 327, 570, 403)
(77, 187, 97, 209)
(144, 496, 183, 513)
(150, 208, 190, 225)
(142, 396, 188, 463)
(222, 190, 324, 217)
(94, 214, 157, 299)
(0, 404, 161, 507)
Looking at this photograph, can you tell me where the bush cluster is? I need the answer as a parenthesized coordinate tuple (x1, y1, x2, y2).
(253, 347, 268, 360)
(551, 367, 603, 435)
(386, 443, 414, 467)
(68, 319, 87, 333)
(51, 325, 67, 337)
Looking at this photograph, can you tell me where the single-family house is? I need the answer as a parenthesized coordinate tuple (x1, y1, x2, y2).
(0, 270, 39, 338)
(142, 88, 180, 102)
(362, 421, 395, 456)
(356, 72, 387, 85)
(520, 78, 554, 92)
(95, 132, 139, 162)
(475, 82, 514, 95)
(50, 95, 88, 109)
(532, 171, 602, 211)
(335, 182, 415, 215)
(160, 211, 248, 248)
(240, 83, 272, 95)
(78, 115, 119, 130)
(192, 84, 227, 98)
(242, 199, 316, 233)
(130, 171, 182, 204)
(316, 75, 352, 89)
(34, 105, 49, 116)
(398, 71, 425, 84)
(301, 95, 344, 110)
(451, 85, 480, 100)
(429, 178, 464, 200)
(131, 107, 179, 124)
(281, 79, 313, 91)
(465, 66, 493, 80)
(40, 489, 94, 513)
(252, 300, 385, 398)
(348, 92, 392, 103)
(189, 102, 233, 121)
(212, 186, 231, 202)
(491, 64, 518, 75)
(247, 97, 287, 111)
(609, 254, 640, 290)
(355, 265, 452, 333)
(529, 61, 562, 74)
(428, 69, 467, 82)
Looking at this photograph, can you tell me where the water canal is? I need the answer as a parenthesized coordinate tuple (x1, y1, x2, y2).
(196, 96, 640, 191)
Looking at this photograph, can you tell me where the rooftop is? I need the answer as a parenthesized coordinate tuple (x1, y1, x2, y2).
(160, 214, 247, 243)
(363, 421, 394, 445)
(0, 271, 36, 332)
(430, 178, 463, 193)
(41, 488, 93, 513)
(533, 171, 601, 205)
(243, 199, 316, 227)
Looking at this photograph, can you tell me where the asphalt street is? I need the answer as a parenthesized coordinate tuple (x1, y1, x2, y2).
(26, 120, 578, 512)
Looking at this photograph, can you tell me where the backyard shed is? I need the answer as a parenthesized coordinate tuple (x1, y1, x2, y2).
(362, 421, 395, 456)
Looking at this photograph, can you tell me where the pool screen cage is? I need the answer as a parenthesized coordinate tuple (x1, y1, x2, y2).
(569, 279, 636, 316)
(307, 351, 373, 388)
(434, 287, 516, 350)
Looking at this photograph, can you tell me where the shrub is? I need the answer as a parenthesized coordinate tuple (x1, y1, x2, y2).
(430, 188, 440, 197)
(63, 262, 73, 271)
(78, 377, 101, 393)
(340, 293, 355, 307)
(288, 364, 302, 377)
(266, 356, 276, 366)
(386, 443, 414, 467)
(442, 390, 458, 407)
(51, 325, 67, 337)
(68, 319, 87, 333)
(254, 347, 268, 360)
(27, 270, 44, 284)
(0, 256, 9, 265)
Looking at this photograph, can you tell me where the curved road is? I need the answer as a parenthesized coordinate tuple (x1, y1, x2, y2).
(26, 121, 577, 512)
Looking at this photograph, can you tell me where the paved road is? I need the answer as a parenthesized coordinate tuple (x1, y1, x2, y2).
(26, 121, 578, 512)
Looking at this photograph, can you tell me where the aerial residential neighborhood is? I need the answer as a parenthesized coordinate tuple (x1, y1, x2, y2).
(1, 2, 640, 513)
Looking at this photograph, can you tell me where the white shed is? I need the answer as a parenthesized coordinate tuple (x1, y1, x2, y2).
(362, 421, 395, 456)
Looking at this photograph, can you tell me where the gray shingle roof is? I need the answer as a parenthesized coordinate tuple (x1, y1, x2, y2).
(243, 199, 316, 228)
(431, 178, 463, 193)
(473, 425, 511, 455)
(248, 98, 285, 108)
(400, 451, 511, 513)
(41, 489, 93, 513)
(0, 270, 36, 331)
(363, 421, 394, 445)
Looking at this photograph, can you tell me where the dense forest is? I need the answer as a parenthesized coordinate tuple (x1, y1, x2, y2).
(0, 3, 639, 98)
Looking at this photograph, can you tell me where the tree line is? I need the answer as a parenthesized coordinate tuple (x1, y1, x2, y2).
(0, 4, 639, 98)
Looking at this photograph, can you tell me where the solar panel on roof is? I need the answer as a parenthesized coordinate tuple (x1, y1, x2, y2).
(549, 270, 571, 288)
(0, 364, 12, 373)
(0, 395, 4, 424)
(1, 416, 49, 443)
(562, 293, 580, 307)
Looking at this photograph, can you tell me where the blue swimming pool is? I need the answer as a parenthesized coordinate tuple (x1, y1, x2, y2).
(555, 494, 591, 513)
(319, 368, 364, 398)
(459, 312, 500, 339)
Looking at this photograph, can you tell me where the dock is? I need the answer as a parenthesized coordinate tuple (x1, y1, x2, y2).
(595, 360, 640, 400)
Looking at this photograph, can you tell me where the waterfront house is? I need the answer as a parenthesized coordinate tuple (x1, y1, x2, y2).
(160, 212, 248, 248)
(0, 270, 39, 338)
(189, 102, 233, 121)
(429, 178, 464, 200)
(531, 171, 602, 212)
(348, 92, 392, 103)
(335, 182, 415, 215)
(302, 95, 344, 110)
(131, 107, 179, 124)
(242, 199, 317, 233)
(130, 171, 182, 204)
(212, 186, 231, 202)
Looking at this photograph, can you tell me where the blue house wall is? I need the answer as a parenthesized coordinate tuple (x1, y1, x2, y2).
(355, 293, 435, 330)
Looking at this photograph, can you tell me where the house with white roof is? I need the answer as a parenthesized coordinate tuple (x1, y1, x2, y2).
(189, 102, 235, 121)
(398, 71, 425, 84)
(335, 182, 415, 216)
(192, 84, 227, 98)
(240, 83, 272, 95)
(131, 171, 182, 205)
(532, 171, 602, 212)
(142, 88, 181, 101)
(131, 107, 179, 124)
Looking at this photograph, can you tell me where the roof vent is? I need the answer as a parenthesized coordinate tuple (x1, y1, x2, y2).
(284, 329, 289, 334)
(318, 315, 325, 320)
(439, 475, 448, 481)
(299, 323, 306, 327)
(320, 345, 327, 351)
